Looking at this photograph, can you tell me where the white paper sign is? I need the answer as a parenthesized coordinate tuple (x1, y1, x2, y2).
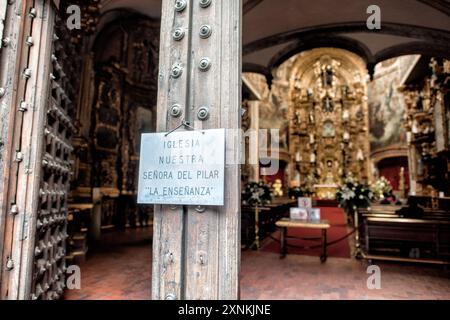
(309, 208, 321, 221)
(290, 207, 308, 220)
(137, 129, 225, 206)
(298, 197, 312, 209)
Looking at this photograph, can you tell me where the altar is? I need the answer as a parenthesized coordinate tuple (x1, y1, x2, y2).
(314, 184, 338, 200)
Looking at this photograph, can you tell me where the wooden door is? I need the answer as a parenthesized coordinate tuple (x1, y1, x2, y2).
(0, 0, 80, 300)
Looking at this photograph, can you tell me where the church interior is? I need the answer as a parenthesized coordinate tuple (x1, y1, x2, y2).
(1, 0, 450, 300)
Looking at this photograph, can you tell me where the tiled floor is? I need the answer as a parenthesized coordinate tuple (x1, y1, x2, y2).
(65, 228, 153, 300)
(241, 252, 450, 300)
(64, 228, 450, 300)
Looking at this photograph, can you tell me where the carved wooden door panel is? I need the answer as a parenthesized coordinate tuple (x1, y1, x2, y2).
(30, 13, 81, 300)
(0, 0, 75, 300)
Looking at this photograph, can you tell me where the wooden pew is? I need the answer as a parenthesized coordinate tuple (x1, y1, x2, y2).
(357, 203, 450, 265)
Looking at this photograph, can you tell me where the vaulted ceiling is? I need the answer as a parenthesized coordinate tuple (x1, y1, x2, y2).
(95, 0, 450, 79)
(241, 0, 450, 80)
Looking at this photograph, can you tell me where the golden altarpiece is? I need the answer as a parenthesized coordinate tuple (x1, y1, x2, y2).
(241, 49, 372, 199)
(284, 49, 371, 199)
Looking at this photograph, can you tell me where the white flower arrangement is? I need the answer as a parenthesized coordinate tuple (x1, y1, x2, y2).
(371, 176, 393, 201)
(242, 182, 272, 207)
(336, 175, 373, 214)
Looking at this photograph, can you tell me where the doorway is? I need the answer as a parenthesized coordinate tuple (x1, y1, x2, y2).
(65, 13, 160, 295)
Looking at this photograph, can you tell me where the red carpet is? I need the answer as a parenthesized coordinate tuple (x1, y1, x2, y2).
(261, 207, 351, 259)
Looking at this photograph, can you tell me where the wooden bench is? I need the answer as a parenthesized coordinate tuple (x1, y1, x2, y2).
(357, 206, 450, 265)
(275, 218, 331, 262)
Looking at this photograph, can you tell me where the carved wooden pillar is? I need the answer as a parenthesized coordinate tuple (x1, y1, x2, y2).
(153, 0, 242, 300)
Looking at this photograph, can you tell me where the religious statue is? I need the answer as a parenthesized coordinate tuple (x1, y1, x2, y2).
(357, 148, 364, 161)
(322, 64, 334, 87)
(322, 95, 334, 113)
(309, 111, 315, 124)
(294, 111, 301, 125)
(324, 171, 335, 184)
(323, 160, 336, 184)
